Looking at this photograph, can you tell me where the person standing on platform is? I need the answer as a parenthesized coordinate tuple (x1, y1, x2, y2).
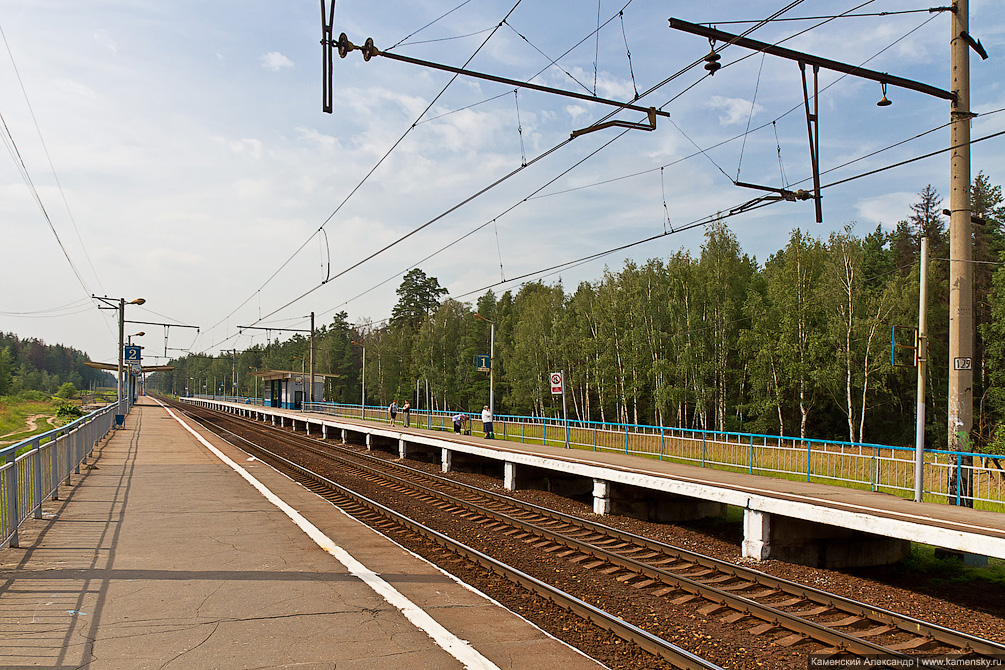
(481, 405, 494, 439)
(389, 400, 398, 426)
(402, 400, 411, 427)
(452, 412, 464, 434)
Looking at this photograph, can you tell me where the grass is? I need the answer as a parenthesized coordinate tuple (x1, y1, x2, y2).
(902, 544, 1005, 588)
(0, 396, 59, 437)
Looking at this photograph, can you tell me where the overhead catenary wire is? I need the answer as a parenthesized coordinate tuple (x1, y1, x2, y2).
(0, 110, 94, 300)
(694, 7, 953, 25)
(534, 12, 968, 202)
(201, 0, 527, 349)
(0, 19, 105, 297)
(201, 0, 814, 352)
(619, 11, 639, 100)
(388, 0, 477, 50)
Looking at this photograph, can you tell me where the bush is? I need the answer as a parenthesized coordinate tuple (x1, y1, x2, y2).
(56, 403, 84, 418)
(986, 423, 1005, 456)
(56, 382, 77, 400)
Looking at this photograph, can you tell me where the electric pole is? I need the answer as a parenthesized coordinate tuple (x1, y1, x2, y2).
(948, 0, 974, 505)
(309, 311, 315, 404)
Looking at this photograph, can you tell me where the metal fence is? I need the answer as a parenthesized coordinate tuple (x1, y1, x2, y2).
(299, 401, 1005, 511)
(1, 401, 121, 548)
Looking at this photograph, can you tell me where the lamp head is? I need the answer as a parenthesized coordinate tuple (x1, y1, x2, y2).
(129, 298, 146, 305)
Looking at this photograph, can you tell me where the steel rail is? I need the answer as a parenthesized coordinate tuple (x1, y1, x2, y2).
(241, 428, 922, 661)
(180, 405, 723, 670)
(179, 401, 1005, 662)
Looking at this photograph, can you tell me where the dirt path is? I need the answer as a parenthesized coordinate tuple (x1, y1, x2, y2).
(0, 414, 49, 439)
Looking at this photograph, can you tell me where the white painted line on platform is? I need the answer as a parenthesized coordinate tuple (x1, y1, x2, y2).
(156, 399, 500, 670)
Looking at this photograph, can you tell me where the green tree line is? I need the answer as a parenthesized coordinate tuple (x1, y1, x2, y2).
(0, 333, 114, 396)
(152, 174, 1005, 452)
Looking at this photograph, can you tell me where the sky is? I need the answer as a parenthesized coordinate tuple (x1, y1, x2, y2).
(1, 0, 1003, 365)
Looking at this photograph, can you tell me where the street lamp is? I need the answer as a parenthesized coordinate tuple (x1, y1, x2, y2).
(93, 296, 145, 418)
(473, 313, 495, 422)
(351, 340, 365, 419)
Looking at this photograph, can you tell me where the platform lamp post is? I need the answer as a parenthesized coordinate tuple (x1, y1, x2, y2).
(351, 340, 365, 420)
(473, 314, 495, 423)
(93, 296, 145, 422)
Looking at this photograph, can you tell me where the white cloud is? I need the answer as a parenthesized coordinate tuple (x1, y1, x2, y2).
(260, 51, 293, 72)
(855, 192, 916, 229)
(93, 30, 116, 54)
(707, 96, 764, 126)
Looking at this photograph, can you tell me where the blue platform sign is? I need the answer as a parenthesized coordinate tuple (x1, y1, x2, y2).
(475, 354, 491, 372)
(124, 345, 142, 365)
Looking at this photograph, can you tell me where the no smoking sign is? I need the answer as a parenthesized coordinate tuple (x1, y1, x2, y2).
(550, 372, 563, 395)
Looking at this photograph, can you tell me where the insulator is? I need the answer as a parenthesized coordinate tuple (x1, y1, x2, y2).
(362, 37, 376, 62)
(337, 32, 351, 58)
(703, 51, 721, 75)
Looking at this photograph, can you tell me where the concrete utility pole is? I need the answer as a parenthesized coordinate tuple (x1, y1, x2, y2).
(947, 0, 974, 503)
(915, 237, 929, 502)
(309, 311, 315, 404)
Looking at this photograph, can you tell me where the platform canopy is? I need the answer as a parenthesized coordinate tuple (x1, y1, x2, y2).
(250, 369, 338, 382)
(85, 361, 174, 372)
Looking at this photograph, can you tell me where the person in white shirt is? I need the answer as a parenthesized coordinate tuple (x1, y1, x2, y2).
(481, 406, 494, 439)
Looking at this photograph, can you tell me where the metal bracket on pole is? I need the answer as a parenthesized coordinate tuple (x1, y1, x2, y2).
(331, 33, 670, 126)
(320, 0, 336, 113)
(798, 62, 823, 224)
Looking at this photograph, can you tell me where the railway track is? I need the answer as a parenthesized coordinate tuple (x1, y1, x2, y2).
(173, 399, 1005, 668)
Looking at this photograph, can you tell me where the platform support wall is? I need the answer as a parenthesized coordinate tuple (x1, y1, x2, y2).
(398, 439, 407, 459)
(504, 462, 517, 491)
(593, 479, 611, 514)
(366, 434, 372, 451)
(742, 508, 771, 561)
(441, 448, 452, 473)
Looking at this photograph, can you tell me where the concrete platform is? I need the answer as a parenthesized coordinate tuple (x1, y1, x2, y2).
(0, 397, 605, 670)
(195, 399, 1005, 568)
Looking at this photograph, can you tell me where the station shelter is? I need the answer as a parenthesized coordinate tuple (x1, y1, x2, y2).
(252, 370, 328, 409)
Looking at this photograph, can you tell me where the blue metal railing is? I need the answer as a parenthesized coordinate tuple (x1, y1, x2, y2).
(295, 401, 1004, 510)
(1, 400, 122, 548)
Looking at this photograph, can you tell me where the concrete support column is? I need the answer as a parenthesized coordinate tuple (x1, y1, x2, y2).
(504, 462, 517, 491)
(365, 434, 372, 451)
(341, 429, 347, 444)
(742, 508, 771, 561)
(398, 439, 407, 460)
(322, 424, 328, 440)
(593, 479, 611, 515)
(305, 422, 310, 436)
(441, 448, 452, 473)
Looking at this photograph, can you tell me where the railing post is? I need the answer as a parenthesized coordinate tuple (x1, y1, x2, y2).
(593, 425, 597, 451)
(660, 429, 664, 460)
(701, 432, 706, 467)
(52, 427, 60, 501)
(871, 445, 877, 491)
(33, 437, 43, 519)
(956, 454, 962, 506)
(806, 441, 812, 482)
(7, 451, 19, 548)
(747, 431, 755, 474)
(625, 426, 629, 454)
